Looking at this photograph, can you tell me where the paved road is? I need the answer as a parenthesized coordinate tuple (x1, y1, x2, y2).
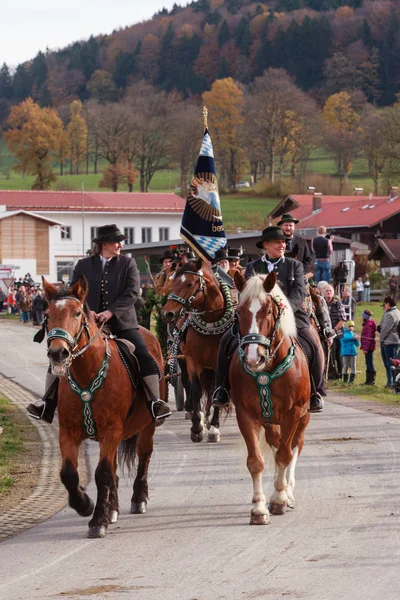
(0, 320, 400, 600)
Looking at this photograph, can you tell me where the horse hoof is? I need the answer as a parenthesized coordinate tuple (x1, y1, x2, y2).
(87, 525, 106, 538)
(250, 514, 269, 525)
(269, 502, 287, 516)
(76, 497, 94, 517)
(109, 510, 119, 524)
(131, 501, 147, 514)
(191, 431, 204, 443)
(207, 431, 220, 443)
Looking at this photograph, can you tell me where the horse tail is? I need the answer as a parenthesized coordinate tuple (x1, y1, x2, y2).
(118, 433, 139, 476)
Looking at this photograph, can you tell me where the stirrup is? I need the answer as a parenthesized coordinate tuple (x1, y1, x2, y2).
(212, 386, 230, 407)
(309, 393, 324, 413)
(27, 401, 54, 424)
(150, 400, 172, 421)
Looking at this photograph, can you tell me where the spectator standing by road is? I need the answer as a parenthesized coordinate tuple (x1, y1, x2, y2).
(360, 309, 377, 385)
(0, 288, 4, 311)
(378, 296, 400, 388)
(18, 287, 31, 324)
(324, 284, 347, 379)
(340, 320, 360, 384)
(356, 278, 364, 302)
(389, 275, 398, 299)
(311, 225, 333, 284)
(32, 289, 47, 325)
(341, 286, 357, 320)
(363, 274, 371, 302)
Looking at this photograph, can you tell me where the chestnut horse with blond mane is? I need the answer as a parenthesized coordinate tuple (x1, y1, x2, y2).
(41, 276, 165, 538)
(230, 271, 311, 525)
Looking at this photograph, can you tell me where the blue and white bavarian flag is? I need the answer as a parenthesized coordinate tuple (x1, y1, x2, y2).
(180, 128, 227, 261)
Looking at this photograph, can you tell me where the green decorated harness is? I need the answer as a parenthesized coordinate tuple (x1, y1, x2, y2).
(237, 296, 296, 420)
(38, 296, 109, 439)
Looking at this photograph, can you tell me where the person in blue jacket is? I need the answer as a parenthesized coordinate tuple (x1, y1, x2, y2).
(340, 320, 360, 383)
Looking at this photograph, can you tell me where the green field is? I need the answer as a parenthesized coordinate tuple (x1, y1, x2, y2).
(328, 302, 400, 403)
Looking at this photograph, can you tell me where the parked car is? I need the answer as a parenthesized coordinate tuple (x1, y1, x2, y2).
(235, 181, 250, 188)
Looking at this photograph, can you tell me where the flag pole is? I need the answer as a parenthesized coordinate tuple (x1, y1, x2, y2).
(203, 106, 208, 131)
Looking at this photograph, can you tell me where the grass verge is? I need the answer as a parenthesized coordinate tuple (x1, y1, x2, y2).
(0, 396, 38, 497)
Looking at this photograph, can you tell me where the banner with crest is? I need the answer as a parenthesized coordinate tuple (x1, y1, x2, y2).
(180, 111, 227, 262)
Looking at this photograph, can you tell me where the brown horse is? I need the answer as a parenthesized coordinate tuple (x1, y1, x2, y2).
(41, 276, 165, 538)
(162, 258, 235, 443)
(230, 271, 311, 525)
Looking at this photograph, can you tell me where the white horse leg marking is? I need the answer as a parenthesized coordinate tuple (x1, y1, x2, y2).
(286, 446, 299, 509)
(270, 463, 289, 510)
(250, 472, 269, 524)
(207, 407, 220, 443)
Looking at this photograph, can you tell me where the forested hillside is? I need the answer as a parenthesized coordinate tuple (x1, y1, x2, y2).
(0, 0, 399, 120)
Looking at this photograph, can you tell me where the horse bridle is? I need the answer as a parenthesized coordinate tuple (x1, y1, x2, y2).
(167, 269, 207, 315)
(237, 295, 285, 361)
(38, 297, 106, 361)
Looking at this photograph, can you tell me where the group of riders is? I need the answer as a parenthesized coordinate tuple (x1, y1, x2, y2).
(28, 214, 335, 425)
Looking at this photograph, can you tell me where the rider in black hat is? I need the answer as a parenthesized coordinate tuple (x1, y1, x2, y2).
(27, 224, 171, 424)
(227, 247, 243, 271)
(212, 226, 326, 413)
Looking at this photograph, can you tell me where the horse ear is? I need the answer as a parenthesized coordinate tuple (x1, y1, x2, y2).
(263, 272, 276, 293)
(233, 269, 246, 292)
(42, 276, 58, 302)
(196, 257, 203, 271)
(71, 274, 88, 302)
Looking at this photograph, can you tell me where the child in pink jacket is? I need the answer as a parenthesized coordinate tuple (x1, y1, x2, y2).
(360, 309, 377, 385)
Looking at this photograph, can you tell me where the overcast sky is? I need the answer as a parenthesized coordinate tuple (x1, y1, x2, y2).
(2, 1, 186, 68)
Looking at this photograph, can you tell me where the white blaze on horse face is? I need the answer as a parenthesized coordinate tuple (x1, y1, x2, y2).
(247, 299, 262, 363)
(54, 299, 69, 309)
(181, 275, 186, 283)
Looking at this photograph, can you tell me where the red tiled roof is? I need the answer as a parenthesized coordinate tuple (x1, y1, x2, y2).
(285, 194, 400, 229)
(0, 190, 185, 213)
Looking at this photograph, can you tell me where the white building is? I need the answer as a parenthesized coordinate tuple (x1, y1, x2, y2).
(0, 190, 185, 282)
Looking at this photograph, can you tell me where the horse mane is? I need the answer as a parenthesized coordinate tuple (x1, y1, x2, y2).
(48, 285, 94, 323)
(239, 275, 297, 338)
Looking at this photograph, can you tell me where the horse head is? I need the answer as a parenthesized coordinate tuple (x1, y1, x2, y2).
(161, 258, 210, 323)
(42, 275, 90, 375)
(237, 272, 296, 372)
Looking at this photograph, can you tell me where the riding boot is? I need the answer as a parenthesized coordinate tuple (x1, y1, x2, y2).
(27, 370, 59, 424)
(369, 371, 376, 385)
(212, 330, 235, 407)
(142, 374, 172, 422)
(349, 373, 356, 384)
(343, 373, 349, 383)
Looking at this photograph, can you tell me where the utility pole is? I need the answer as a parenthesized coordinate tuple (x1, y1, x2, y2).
(81, 181, 85, 257)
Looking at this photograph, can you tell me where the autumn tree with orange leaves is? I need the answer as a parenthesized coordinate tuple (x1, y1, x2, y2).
(203, 78, 245, 188)
(4, 97, 65, 189)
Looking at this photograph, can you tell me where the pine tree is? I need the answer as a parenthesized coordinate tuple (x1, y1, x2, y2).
(0, 64, 13, 100)
(113, 52, 136, 89)
(218, 20, 231, 48)
(235, 17, 251, 56)
(13, 64, 32, 102)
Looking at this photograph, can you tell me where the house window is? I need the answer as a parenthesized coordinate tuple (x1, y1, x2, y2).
(159, 227, 169, 242)
(142, 228, 152, 243)
(60, 226, 72, 240)
(90, 227, 98, 241)
(124, 227, 135, 245)
(56, 261, 75, 283)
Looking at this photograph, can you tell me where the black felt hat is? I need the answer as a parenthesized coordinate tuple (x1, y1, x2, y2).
(211, 247, 229, 264)
(159, 249, 175, 264)
(92, 224, 127, 244)
(277, 213, 299, 226)
(227, 247, 243, 261)
(256, 226, 286, 249)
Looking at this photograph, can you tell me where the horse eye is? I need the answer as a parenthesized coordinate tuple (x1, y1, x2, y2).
(267, 310, 272, 315)
(75, 311, 82, 317)
(186, 282, 193, 287)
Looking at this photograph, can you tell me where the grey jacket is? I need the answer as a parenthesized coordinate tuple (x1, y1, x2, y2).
(379, 307, 400, 345)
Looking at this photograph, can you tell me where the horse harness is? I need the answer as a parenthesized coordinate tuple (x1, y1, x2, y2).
(166, 270, 236, 379)
(35, 296, 110, 439)
(236, 295, 296, 420)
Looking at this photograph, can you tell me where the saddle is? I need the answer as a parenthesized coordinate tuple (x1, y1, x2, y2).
(115, 338, 140, 390)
